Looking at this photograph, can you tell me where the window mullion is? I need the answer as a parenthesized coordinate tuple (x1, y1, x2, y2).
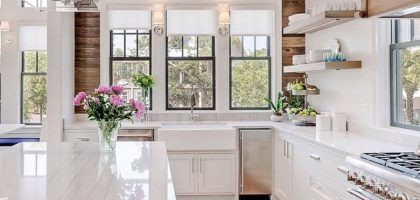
(123, 30, 127, 57)
(196, 36, 199, 57)
(36, 51, 39, 73)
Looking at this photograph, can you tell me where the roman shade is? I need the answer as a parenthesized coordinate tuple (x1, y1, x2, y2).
(166, 9, 217, 35)
(19, 26, 47, 50)
(230, 9, 274, 35)
(108, 10, 152, 29)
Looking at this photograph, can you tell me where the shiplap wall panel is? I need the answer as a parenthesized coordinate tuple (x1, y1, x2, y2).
(282, 0, 306, 92)
(75, 12, 100, 113)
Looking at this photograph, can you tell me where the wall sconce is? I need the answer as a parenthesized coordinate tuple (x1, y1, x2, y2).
(0, 21, 10, 32)
(153, 4, 165, 36)
(218, 4, 230, 36)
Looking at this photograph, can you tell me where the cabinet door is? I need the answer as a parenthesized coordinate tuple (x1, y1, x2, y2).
(197, 153, 236, 194)
(290, 141, 309, 200)
(168, 153, 196, 194)
(274, 136, 291, 200)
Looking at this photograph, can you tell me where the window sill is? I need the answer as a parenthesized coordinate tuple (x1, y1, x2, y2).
(371, 125, 420, 138)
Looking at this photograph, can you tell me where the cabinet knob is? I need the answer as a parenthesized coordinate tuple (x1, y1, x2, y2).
(310, 154, 321, 161)
(393, 193, 409, 200)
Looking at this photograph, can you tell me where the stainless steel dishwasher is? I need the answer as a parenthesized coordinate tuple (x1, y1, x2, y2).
(117, 129, 154, 141)
(239, 129, 272, 196)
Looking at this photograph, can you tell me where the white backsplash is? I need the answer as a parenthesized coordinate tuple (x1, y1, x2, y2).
(71, 112, 272, 123)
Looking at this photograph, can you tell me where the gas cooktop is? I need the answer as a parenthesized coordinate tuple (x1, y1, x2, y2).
(361, 152, 420, 179)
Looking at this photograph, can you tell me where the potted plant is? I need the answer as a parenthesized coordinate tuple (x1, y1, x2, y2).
(132, 72, 154, 122)
(264, 92, 287, 122)
(73, 85, 145, 152)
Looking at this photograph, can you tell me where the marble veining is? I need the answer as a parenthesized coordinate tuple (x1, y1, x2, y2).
(0, 142, 176, 200)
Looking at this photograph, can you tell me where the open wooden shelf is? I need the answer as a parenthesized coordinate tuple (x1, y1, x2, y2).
(284, 61, 362, 73)
(283, 10, 366, 34)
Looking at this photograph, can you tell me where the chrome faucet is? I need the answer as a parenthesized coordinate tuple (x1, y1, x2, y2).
(190, 93, 199, 121)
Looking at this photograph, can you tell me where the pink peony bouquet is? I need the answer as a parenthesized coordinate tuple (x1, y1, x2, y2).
(73, 85, 145, 122)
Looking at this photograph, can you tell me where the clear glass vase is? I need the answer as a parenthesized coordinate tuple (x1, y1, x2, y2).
(97, 120, 119, 152)
(142, 88, 150, 122)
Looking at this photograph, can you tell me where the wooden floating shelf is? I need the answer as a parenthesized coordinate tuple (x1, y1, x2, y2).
(284, 61, 362, 73)
(283, 10, 367, 34)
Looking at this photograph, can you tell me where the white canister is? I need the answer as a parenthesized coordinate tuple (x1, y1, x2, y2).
(316, 112, 331, 131)
(332, 112, 347, 132)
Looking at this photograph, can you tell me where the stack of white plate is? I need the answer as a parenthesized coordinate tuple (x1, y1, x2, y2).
(292, 55, 307, 65)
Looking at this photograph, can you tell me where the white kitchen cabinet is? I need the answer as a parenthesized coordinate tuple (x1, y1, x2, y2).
(168, 153, 196, 194)
(274, 129, 350, 200)
(167, 152, 236, 196)
(290, 140, 309, 200)
(197, 153, 236, 194)
(274, 136, 291, 200)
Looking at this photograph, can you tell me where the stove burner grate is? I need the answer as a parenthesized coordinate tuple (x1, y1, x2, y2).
(361, 152, 420, 178)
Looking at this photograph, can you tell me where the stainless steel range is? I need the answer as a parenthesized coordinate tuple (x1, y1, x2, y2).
(345, 152, 420, 200)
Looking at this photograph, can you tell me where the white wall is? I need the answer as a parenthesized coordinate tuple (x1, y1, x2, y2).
(304, 0, 378, 127)
(46, 0, 75, 141)
(0, 1, 46, 124)
(305, 19, 377, 126)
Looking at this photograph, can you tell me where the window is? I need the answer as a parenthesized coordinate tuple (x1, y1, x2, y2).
(166, 36, 215, 110)
(391, 19, 420, 131)
(110, 29, 152, 108)
(22, 0, 47, 8)
(230, 36, 271, 110)
(21, 51, 47, 124)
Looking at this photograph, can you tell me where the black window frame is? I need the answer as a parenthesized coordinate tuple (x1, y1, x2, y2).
(229, 35, 272, 110)
(390, 19, 420, 131)
(21, 50, 47, 125)
(165, 35, 216, 110)
(109, 29, 153, 110)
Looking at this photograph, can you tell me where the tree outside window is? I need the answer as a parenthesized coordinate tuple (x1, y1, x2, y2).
(22, 51, 47, 124)
(230, 36, 271, 110)
(166, 36, 215, 110)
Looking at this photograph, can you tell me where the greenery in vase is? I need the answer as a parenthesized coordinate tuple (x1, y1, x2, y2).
(264, 92, 287, 115)
(132, 72, 154, 91)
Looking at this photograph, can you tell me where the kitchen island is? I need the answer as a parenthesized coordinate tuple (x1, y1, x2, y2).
(0, 141, 176, 200)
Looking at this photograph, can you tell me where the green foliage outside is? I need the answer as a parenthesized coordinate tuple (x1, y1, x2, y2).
(402, 48, 420, 125)
(22, 51, 47, 124)
(167, 36, 214, 108)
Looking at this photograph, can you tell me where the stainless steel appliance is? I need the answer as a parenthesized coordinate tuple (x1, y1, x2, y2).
(345, 152, 420, 200)
(239, 129, 272, 195)
(117, 129, 154, 141)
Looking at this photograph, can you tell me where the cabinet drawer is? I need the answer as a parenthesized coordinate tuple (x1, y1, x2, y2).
(306, 145, 348, 185)
(308, 171, 352, 200)
(64, 132, 98, 142)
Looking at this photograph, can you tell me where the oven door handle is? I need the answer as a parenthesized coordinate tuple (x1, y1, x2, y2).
(347, 188, 380, 200)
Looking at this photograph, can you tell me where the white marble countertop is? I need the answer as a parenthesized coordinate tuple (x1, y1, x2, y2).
(65, 120, 419, 156)
(0, 142, 176, 200)
(0, 124, 24, 134)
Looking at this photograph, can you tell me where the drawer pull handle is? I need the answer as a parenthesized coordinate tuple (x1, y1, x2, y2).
(310, 154, 321, 161)
(337, 166, 349, 174)
(77, 138, 89, 142)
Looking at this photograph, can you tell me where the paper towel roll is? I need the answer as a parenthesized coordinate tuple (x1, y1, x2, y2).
(332, 112, 347, 132)
(316, 112, 331, 131)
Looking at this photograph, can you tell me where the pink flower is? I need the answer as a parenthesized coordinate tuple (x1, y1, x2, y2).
(93, 97, 99, 104)
(109, 95, 123, 107)
(111, 85, 124, 95)
(73, 92, 87, 106)
(95, 85, 112, 94)
(128, 99, 145, 120)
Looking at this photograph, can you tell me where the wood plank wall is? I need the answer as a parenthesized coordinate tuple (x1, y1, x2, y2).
(75, 12, 100, 113)
(282, 0, 305, 91)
